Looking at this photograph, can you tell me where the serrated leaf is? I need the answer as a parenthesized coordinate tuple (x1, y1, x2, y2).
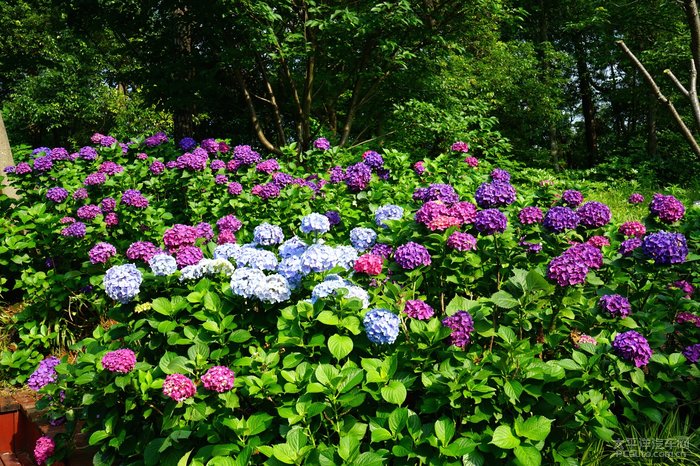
(498, 326, 517, 344)
(525, 269, 551, 292)
(89, 430, 110, 445)
(441, 437, 476, 457)
(435, 417, 455, 446)
(504, 380, 523, 401)
(272, 444, 297, 464)
(389, 408, 408, 435)
(151, 297, 172, 316)
(445, 295, 476, 315)
(352, 452, 384, 466)
(490, 425, 520, 449)
(491, 290, 519, 309)
(371, 427, 392, 442)
(521, 416, 552, 441)
(328, 334, 353, 359)
(514, 445, 542, 466)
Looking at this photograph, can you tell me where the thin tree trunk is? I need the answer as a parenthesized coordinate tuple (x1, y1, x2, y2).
(647, 97, 658, 158)
(0, 112, 18, 199)
(173, 7, 195, 140)
(575, 40, 598, 167)
(235, 70, 282, 155)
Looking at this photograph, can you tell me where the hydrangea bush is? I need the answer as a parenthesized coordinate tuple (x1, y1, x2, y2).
(0, 133, 698, 465)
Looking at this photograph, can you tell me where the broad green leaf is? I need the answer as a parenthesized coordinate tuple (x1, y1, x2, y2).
(491, 290, 519, 309)
(514, 445, 542, 466)
(434, 417, 455, 446)
(521, 416, 552, 441)
(151, 297, 172, 316)
(498, 326, 517, 344)
(352, 452, 384, 466)
(389, 408, 408, 435)
(272, 444, 297, 464)
(381, 380, 407, 405)
(328, 334, 353, 359)
(490, 425, 520, 449)
(504, 380, 523, 401)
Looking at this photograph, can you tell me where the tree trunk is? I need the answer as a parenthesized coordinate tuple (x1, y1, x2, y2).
(575, 40, 598, 167)
(0, 112, 18, 199)
(173, 7, 195, 141)
(646, 96, 658, 158)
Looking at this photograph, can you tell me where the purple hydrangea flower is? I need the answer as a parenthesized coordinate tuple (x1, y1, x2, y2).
(362, 151, 384, 168)
(33, 156, 53, 172)
(474, 209, 508, 235)
(256, 159, 280, 174)
(77, 204, 102, 220)
(98, 161, 124, 175)
(363, 308, 400, 344)
(562, 190, 584, 207)
(394, 242, 431, 269)
(89, 242, 117, 264)
(577, 201, 612, 229)
(46, 187, 69, 203)
(567, 243, 603, 269)
(345, 162, 372, 192)
(314, 137, 331, 150)
(442, 311, 474, 348)
(650, 194, 685, 223)
(676, 312, 700, 327)
(671, 280, 694, 298)
(163, 224, 199, 252)
(102, 349, 136, 373)
(413, 161, 426, 175)
(196, 222, 214, 241)
(547, 254, 589, 287)
(404, 300, 435, 320)
(474, 181, 516, 208)
(228, 182, 243, 195)
(121, 189, 149, 208)
(543, 206, 580, 233)
(424, 184, 459, 204)
(233, 145, 261, 165)
(32, 147, 52, 157)
(325, 210, 341, 226)
(447, 232, 477, 251)
(200, 138, 220, 154)
(84, 172, 107, 186)
(642, 231, 688, 264)
(176, 246, 204, 268)
(149, 160, 165, 175)
(519, 240, 543, 253)
(201, 366, 236, 393)
(450, 202, 477, 224)
(49, 147, 69, 161)
(162, 373, 197, 402)
(78, 146, 98, 160)
(61, 222, 87, 238)
(210, 159, 226, 171)
(612, 330, 652, 367)
(145, 132, 169, 147)
(371, 243, 393, 259)
(329, 166, 346, 183)
(490, 168, 510, 182)
(518, 206, 543, 225)
(251, 182, 281, 200)
(683, 344, 700, 363)
(27, 357, 60, 391)
(451, 141, 470, 152)
(599, 294, 632, 318)
(100, 197, 116, 213)
(619, 238, 642, 256)
(179, 137, 198, 151)
(15, 162, 32, 174)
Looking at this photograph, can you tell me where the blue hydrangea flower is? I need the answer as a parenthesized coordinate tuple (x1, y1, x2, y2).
(179, 264, 205, 282)
(350, 227, 377, 251)
(253, 223, 284, 246)
(363, 308, 400, 344)
(300, 213, 331, 235)
(334, 245, 358, 270)
(278, 255, 304, 289)
(149, 254, 178, 276)
(256, 274, 291, 303)
(214, 243, 241, 260)
(230, 268, 266, 298)
(311, 277, 370, 308)
(236, 247, 278, 271)
(375, 205, 404, 228)
(300, 244, 337, 274)
(279, 236, 308, 258)
(104, 264, 143, 304)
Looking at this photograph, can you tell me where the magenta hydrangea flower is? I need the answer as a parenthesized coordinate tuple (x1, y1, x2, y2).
(84, 172, 107, 186)
(683, 344, 700, 363)
(102, 349, 137, 373)
(227, 182, 243, 195)
(233, 145, 261, 165)
(89, 242, 117, 264)
(98, 161, 124, 175)
(547, 253, 589, 287)
(442, 311, 474, 348)
(34, 436, 55, 465)
(163, 224, 198, 252)
(618, 221, 646, 238)
(612, 331, 652, 367)
(217, 230, 237, 245)
(403, 300, 435, 320)
(251, 182, 281, 200)
(447, 232, 477, 251)
(650, 194, 685, 223)
(256, 159, 280, 174)
(217, 215, 242, 232)
(451, 141, 469, 152)
(126, 241, 161, 262)
(72, 188, 88, 200)
(121, 189, 149, 208)
(450, 201, 477, 224)
(314, 137, 331, 150)
(61, 222, 87, 238)
(105, 212, 119, 227)
(576, 334, 598, 347)
(162, 373, 197, 402)
(490, 168, 511, 182)
(413, 161, 426, 175)
(599, 294, 632, 318)
(201, 366, 236, 393)
(77, 204, 102, 220)
(671, 280, 694, 298)
(518, 206, 543, 225)
(464, 156, 479, 167)
(46, 187, 69, 203)
(394, 242, 431, 269)
(354, 253, 383, 275)
(100, 197, 116, 213)
(210, 159, 226, 171)
(587, 236, 609, 249)
(150, 160, 165, 175)
(676, 312, 700, 327)
(628, 193, 644, 204)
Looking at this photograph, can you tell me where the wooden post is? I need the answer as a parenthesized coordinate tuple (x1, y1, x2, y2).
(0, 111, 19, 199)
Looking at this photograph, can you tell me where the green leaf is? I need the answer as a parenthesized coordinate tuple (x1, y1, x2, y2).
(641, 407, 662, 423)
(177, 450, 193, 466)
(521, 416, 552, 441)
(630, 368, 645, 387)
(371, 427, 392, 442)
(272, 444, 297, 464)
(381, 380, 407, 405)
(514, 445, 542, 466)
(388, 408, 408, 435)
(504, 380, 523, 401)
(441, 437, 476, 457)
(151, 297, 172, 316)
(89, 430, 110, 445)
(525, 269, 550, 292)
(352, 452, 384, 466)
(207, 457, 236, 466)
(328, 334, 353, 360)
(491, 290, 519, 309)
(445, 295, 476, 315)
(338, 435, 360, 462)
(490, 425, 520, 449)
(498, 326, 517, 344)
(317, 311, 339, 325)
(435, 417, 455, 446)
(159, 353, 190, 374)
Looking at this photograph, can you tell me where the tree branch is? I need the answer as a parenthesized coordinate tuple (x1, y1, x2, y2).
(664, 69, 690, 96)
(617, 40, 700, 157)
(234, 69, 282, 155)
